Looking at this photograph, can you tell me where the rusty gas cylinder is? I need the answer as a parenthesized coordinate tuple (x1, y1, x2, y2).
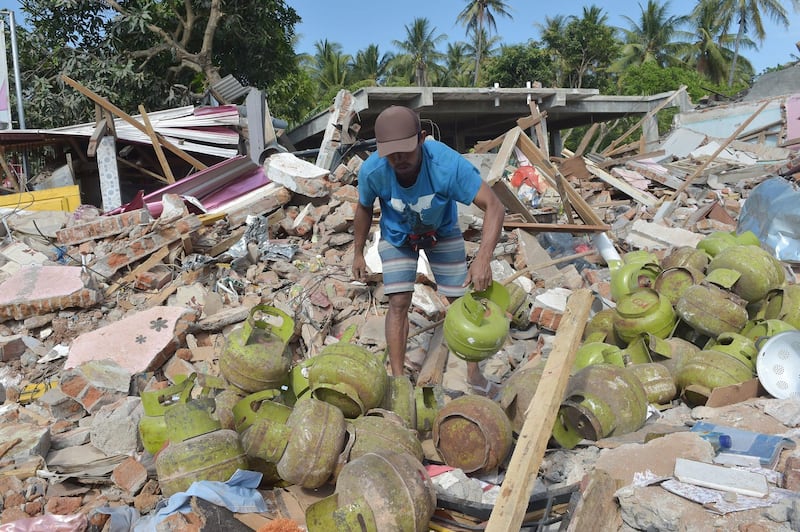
(305, 451, 436, 532)
(627, 362, 677, 405)
(552, 364, 648, 449)
(433, 394, 513, 474)
(155, 398, 248, 497)
(497, 361, 545, 433)
(241, 396, 345, 489)
(346, 409, 424, 464)
(306, 326, 387, 418)
(675, 349, 754, 406)
(707, 245, 785, 303)
(613, 288, 677, 344)
(676, 269, 749, 338)
(219, 305, 294, 393)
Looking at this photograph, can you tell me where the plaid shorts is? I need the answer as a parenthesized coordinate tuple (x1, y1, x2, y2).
(378, 233, 467, 297)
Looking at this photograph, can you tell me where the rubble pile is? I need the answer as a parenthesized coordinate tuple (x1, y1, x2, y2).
(0, 82, 800, 531)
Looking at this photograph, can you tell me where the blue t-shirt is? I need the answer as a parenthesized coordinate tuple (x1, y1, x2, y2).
(357, 140, 483, 247)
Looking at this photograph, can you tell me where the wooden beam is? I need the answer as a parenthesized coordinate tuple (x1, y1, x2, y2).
(116, 156, 170, 184)
(668, 98, 772, 200)
(104, 245, 170, 296)
(573, 123, 600, 158)
(596, 150, 665, 169)
(0, 149, 19, 192)
(485, 289, 593, 532)
(416, 324, 448, 386)
(514, 129, 604, 226)
(87, 118, 108, 158)
(486, 127, 521, 186)
(502, 221, 610, 233)
(61, 75, 207, 172)
(601, 86, 687, 157)
(528, 102, 550, 159)
(139, 104, 176, 184)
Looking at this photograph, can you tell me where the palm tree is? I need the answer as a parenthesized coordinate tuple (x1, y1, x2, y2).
(610, 0, 687, 72)
(391, 18, 446, 87)
(456, 0, 512, 86)
(437, 41, 474, 86)
(349, 45, 394, 86)
(683, 0, 754, 84)
(719, 0, 796, 85)
(304, 40, 350, 92)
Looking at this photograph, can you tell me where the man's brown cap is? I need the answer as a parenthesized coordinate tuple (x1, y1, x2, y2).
(374, 106, 420, 157)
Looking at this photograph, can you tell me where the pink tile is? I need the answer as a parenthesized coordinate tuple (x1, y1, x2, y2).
(65, 306, 195, 374)
(0, 266, 87, 304)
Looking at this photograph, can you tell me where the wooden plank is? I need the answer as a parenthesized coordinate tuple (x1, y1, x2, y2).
(516, 109, 547, 131)
(61, 75, 207, 172)
(574, 123, 600, 157)
(473, 133, 508, 154)
(485, 289, 593, 532)
(601, 86, 687, 156)
(87, 118, 108, 158)
(486, 127, 521, 186)
(528, 102, 550, 159)
(105, 245, 170, 296)
(668, 98, 772, 200)
(514, 129, 604, 226)
(583, 159, 658, 207)
(491, 179, 537, 223)
(416, 324, 448, 386)
(596, 150, 665, 169)
(565, 469, 623, 532)
(502, 221, 609, 233)
(0, 148, 19, 191)
(516, 229, 562, 287)
(138, 105, 176, 184)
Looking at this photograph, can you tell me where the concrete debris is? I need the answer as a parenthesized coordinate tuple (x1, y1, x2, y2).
(1, 75, 800, 531)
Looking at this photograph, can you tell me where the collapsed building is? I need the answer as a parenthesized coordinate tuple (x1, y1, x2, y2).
(0, 67, 799, 531)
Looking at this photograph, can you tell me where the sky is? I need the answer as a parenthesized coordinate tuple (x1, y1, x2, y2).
(2, 0, 797, 75)
(289, 0, 800, 76)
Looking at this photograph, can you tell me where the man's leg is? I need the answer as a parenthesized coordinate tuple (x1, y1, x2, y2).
(386, 291, 413, 376)
(378, 239, 418, 376)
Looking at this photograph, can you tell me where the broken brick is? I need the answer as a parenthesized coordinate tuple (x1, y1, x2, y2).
(44, 496, 83, 515)
(111, 457, 148, 495)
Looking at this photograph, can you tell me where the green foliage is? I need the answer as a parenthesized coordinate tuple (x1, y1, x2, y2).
(15, 0, 305, 127)
(480, 43, 554, 87)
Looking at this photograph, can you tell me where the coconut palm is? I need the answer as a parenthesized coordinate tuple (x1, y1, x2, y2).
(303, 39, 351, 95)
(719, 0, 797, 85)
(436, 42, 474, 86)
(391, 18, 446, 87)
(349, 45, 394, 86)
(683, 0, 755, 84)
(456, 0, 512, 86)
(610, 0, 687, 72)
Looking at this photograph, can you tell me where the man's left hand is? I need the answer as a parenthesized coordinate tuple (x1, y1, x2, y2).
(465, 256, 493, 292)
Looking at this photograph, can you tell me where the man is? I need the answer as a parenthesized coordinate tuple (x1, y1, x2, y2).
(351, 105, 505, 393)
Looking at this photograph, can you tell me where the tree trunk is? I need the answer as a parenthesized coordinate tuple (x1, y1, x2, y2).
(728, 17, 745, 87)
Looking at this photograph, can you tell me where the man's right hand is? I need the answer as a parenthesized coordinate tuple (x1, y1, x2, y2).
(352, 253, 368, 282)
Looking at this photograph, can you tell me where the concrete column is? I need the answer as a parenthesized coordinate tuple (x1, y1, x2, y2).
(550, 129, 563, 157)
(96, 136, 121, 211)
(642, 115, 659, 152)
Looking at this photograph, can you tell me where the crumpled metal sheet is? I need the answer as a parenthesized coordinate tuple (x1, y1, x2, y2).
(738, 176, 800, 263)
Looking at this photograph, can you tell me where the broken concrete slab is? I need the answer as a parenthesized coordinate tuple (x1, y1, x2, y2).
(265, 152, 333, 197)
(0, 265, 101, 322)
(65, 306, 197, 373)
(59, 359, 132, 414)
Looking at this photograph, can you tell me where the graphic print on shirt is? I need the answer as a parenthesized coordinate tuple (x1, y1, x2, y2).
(390, 193, 436, 233)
